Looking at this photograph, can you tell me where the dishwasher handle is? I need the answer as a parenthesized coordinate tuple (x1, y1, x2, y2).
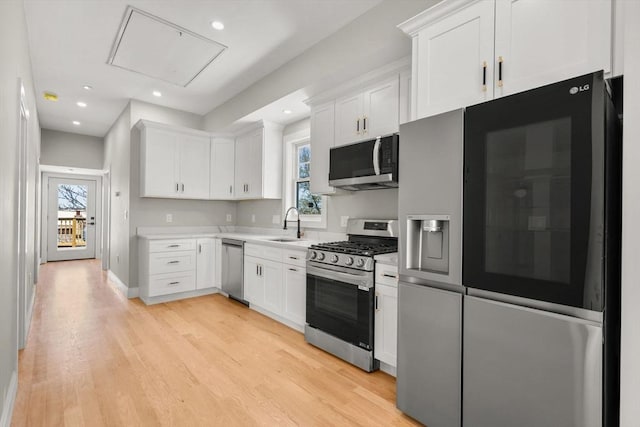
(221, 238, 244, 248)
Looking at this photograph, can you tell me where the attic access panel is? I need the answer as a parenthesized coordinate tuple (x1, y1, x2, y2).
(107, 6, 227, 87)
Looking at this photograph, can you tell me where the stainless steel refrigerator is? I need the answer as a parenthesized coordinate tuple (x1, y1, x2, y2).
(397, 71, 621, 427)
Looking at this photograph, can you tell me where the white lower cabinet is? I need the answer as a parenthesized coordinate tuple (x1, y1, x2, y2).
(244, 244, 307, 331)
(139, 237, 217, 304)
(283, 265, 306, 327)
(375, 264, 399, 369)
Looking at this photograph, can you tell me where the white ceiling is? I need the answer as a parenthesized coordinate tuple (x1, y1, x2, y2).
(24, 0, 383, 137)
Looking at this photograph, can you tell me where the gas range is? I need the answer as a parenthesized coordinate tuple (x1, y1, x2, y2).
(307, 240, 398, 271)
(307, 219, 398, 271)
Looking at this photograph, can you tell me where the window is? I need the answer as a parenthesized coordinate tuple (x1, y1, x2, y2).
(284, 133, 327, 229)
(295, 143, 322, 215)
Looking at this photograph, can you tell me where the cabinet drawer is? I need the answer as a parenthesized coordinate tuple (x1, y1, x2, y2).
(282, 249, 306, 267)
(245, 243, 283, 262)
(148, 272, 196, 297)
(149, 251, 196, 275)
(149, 239, 196, 253)
(376, 264, 399, 287)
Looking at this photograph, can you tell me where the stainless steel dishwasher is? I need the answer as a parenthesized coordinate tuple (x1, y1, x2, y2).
(221, 239, 247, 305)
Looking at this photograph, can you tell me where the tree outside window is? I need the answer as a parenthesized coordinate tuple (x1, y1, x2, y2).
(295, 144, 322, 215)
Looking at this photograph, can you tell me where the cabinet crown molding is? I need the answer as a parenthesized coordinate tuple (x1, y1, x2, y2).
(304, 56, 410, 107)
(135, 119, 211, 138)
(398, 0, 482, 36)
(234, 119, 284, 137)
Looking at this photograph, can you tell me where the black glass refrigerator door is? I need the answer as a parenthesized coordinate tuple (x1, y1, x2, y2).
(463, 71, 607, 311)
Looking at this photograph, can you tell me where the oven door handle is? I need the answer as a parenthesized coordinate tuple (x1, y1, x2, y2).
(307, 264, 373, 289)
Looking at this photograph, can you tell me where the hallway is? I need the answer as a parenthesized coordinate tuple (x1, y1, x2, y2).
(11, 260, 416, 426)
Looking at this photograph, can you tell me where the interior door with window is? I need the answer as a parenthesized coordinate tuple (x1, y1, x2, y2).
(47, 177, 97, 261)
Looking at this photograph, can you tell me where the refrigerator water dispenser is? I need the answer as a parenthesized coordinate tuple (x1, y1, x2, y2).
(406, 214, 450, 275)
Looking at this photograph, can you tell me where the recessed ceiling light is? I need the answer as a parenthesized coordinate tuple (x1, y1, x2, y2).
(153, 90, 162, 97)
(211, 21, 225, 30)
(83, 85, 93, 91)
(72, 121, 81, 126)
(43, 92, 58, 102)
(283, 109, 292, 115)
(76, 101, 87, 108)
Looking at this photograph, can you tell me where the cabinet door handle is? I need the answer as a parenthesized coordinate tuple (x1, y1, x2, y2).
(168, 281, 180, 286)
(482, 61, 487, 91)
(198, 244, 202, 253)
(175, 183, 179, 192)
(168, 260, 180, 264)
(356, 118, 360, 135)
(497, 56, 504, 87)
(229, 185, 232, 194)
(375, 294, 379, 311)
(182, 183, 185, 192)
(363, 116, 367, 133)
(289, 268, 298, 272)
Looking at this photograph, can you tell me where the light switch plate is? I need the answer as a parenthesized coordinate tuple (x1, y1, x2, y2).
(340, 216, 349, 227)
(166, 213, 173, 223)
(226, 214, 232, 222)
(272, 215, 280, 224)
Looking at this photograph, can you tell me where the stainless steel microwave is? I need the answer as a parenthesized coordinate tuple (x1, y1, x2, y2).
(328, 134, 399, 191)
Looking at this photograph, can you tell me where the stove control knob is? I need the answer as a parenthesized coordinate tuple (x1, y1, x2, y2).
(330, 254, 339, 263)
(309, 251, 317, 260)
(317, 252, 326, 261)
(345, 256, 354, 266)
(355, 258, 365, 268)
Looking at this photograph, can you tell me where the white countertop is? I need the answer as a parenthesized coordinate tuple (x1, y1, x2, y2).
(137, 231, 321, 251)
(374, 252, 398, 266)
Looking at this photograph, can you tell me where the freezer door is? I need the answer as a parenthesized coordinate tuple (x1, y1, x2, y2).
(463, 296, 603, 427)
(397, 281, 462, 427)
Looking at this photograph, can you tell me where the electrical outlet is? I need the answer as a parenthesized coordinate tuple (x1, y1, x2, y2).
(272, 215, 280, 224)
(340, 216, 349, 227)
(226, 214, 232, 222)
(251, 214, 256, 223)
(166, 214, 173, 223)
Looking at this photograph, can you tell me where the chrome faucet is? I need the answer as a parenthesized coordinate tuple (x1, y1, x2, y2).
(283, 207, 301, 239)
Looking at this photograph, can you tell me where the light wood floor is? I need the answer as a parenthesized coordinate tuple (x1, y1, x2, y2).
(12, 260, 420, 426)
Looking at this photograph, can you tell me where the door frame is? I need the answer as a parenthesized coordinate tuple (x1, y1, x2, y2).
(102, 168, 111, 271)
(17, 80, 30, 349)
(41, 171, 102, 263)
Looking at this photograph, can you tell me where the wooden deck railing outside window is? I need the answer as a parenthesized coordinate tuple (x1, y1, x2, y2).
(57, 217, 86, 247)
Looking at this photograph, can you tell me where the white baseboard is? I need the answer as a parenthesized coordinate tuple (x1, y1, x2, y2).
(379, 360, 397, 377)
(107, 270, 129, 298)
(24, 286, 36, 340)
(140, 287, 219, 305)
(127, 286, 139, 298)
(0, 370, 18, 427)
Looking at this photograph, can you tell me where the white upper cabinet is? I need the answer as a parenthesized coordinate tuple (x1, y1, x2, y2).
(309, 102, 336, 195)
(234, 121, 283, 200)
(399, 0, 612, 119)
(494, 0, 611, 98)
(335, 77, 400, 146)
(139, 121, 210, 199)
(210, 137, 235, 200)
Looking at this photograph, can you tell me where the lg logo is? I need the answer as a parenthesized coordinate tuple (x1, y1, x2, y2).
(569, 84, 590, 95)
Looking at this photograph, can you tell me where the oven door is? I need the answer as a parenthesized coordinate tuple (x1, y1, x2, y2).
(306, 262, 374, 350)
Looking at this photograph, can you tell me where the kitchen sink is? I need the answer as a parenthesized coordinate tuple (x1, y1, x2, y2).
(269, 238, 301, 242)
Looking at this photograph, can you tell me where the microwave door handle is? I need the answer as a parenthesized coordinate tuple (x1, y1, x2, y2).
(373, 136, 382, 175)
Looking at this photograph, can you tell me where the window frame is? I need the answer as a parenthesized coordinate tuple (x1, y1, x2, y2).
(283, 132, 327, 229)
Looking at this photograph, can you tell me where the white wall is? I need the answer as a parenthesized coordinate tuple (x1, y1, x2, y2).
(619, 1, 640, 425)
(40, 129, 104, 169)
(203, 0, 436, 132)
(0, 0, 40, 424)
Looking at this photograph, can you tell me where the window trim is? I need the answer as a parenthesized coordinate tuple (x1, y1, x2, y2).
(283, 132, 327, 229)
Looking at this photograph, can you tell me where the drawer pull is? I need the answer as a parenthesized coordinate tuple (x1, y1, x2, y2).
(289, 256, 298, 260)
(168, 260, 180, 264)
(382, 273, 397, 278)
(168, 281, 180, 286)
(168, 244, 180, 248)
(289, 268, 298, 272)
